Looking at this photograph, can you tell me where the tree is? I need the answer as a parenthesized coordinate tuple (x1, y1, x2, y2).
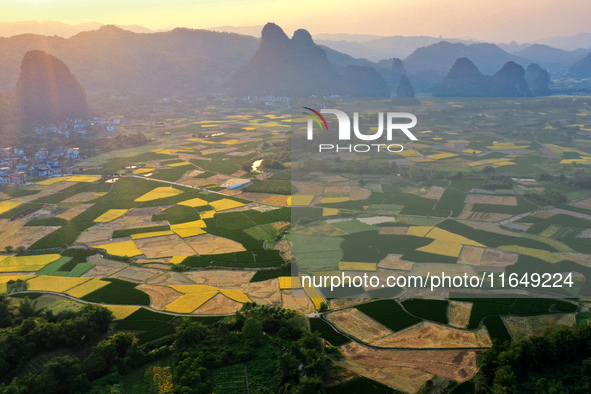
(482, 166, 495, 176)
(4, 245, 13, 253)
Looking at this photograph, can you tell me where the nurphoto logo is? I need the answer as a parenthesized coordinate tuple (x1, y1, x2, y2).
(303, 107, 418, 153)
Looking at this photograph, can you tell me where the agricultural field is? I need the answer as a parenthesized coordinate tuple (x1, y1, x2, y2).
(2, 99, 591, 393)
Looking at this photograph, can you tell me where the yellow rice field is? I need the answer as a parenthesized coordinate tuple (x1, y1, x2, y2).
(173, 227, 206, 238)
(427, 152, 459, 160)
(96, 240, 144, 257)
(164, 292, 218, 313)
(417, 240, 464, 257)
(462, 149, 482, 154)
(199, 210, 216, 219)
(178, 197, 209, 207)
(26, 275, 90, 293)
(396, 150, 420, 157)
(487, 142, 529, 150)
(134, 187, 184, 202)
(279, 276, 301, 289)
(220, 289, 251, 303)
(499, 245, 563, 263)
(169, 256, 189, 264)
(67, 278, 110, 298)
(94, 209, 130, 223)
(0, 275, 33, 293)
(36, 175, 101, 185)
(0, 254, 61, 272)
(106, 305, 141, 320)
(407, 226, 433, 237)
(339, 262, 378, 271)
(209, 198, 244, 211)
(287, 195, 315, 206)
(322, 208, 339, 216)
(0, 202, 21, 215)
(321, 197, 350, 204)
(167, 162, 193, 167)
(133, 167, 155, 174)
(425, 228, 485, 247)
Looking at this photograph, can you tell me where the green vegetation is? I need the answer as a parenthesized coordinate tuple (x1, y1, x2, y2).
(355, 300, 421, 332)
(401, 299, 449, 324)
(243, 180, 292, 195)
(250, 265, 291, 282)
(309, 318, 351, 346)
(81, 278, 150, 305)
(24, 217, 69, 227)
(483, 315, 512, 343)
(212, 364, 247, 394)
(474, 325, 591, 393)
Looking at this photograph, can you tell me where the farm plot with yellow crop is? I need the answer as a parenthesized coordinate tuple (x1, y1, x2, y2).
(178, 197, 209, 207)
(67, 278, 110, 298)
(95, 240, 144, 257)
(94, 209, 130, 223)
(209, 198, 244, 211)
(26, 275, 90, 293)
(0, 254, 61, 272)
(0, 202, 21, 214)
(278, 276, 302, 289)
(134, 187, 184, 202)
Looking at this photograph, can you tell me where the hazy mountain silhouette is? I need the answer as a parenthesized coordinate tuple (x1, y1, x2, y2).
(525, 64, 551, 96)
(513, 44, 587, 69)
(570, 53, 591, 78)
(404, 41, 528, 78)
(396, 75, 415, 97)
(230, 23, 343, 96)
(0, 25, 259, 96)
(0, 21, 157, 38)
(230, 23, 389, 97)
(344, 65, 390, 97)
(17, 50, 89, 124)
(433, 58, 533, 97)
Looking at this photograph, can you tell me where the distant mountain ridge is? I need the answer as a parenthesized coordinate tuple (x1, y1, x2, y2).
(433, 58, 538, 97)
(0, 20, 159, 38)
(0, 25, 259, 96)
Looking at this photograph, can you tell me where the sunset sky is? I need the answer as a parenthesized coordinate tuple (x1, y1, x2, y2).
(1, 0, 590, 43)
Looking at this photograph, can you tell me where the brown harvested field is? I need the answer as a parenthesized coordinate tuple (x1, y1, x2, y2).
(326, 308, 393, 343)
(337, 359, 433, 394)
(465, 194, 517, 205)
(184, 234, 246, 255)
(261, 195, 289, 206)
(349, 186, 371, 201)
(481, 248, 519, 267)
(109, 266, 163, 283)
(320, 175, 350, 183)
(134, 234, 196, 258)
(458, 212, 512, 221)
(77, 217, 169, 243)
(378, 254, 414, 271)
(292, 181, 324, 195)
(182, 270, 255, 288)
(339, 342, 478, 382)
(448, 301, 473, 328)
(373, 322, 491, 348)
(62, 192, 99, 203)
(503, 313, 576, 341)
(282, 289, 315, 314)
(146, 272, 195, 286)
(0, 224, 59, 249)
(574, 198, 591, 210)
(457, 246, 485, 266)
(532, 210, 557, 219)
(245, 279, 281, 306)
(379, 227, 409, 235)
(193, 292, 242, 314)
(56, 204, 94, 220)
(137, 284, 183, 309)
(82, 255, 127, 277)
(126, 207, 165, 216)
(411, 263, 478, 277)
(423, 186, 445, 200)
(329, 297, 370, 310)
(557, 252, 591, 267)
(324, 186, 351, 195)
